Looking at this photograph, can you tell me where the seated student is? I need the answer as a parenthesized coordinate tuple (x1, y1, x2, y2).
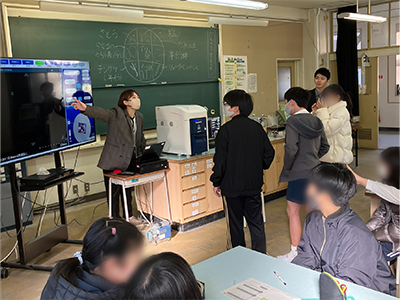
(126, 252, 202, 300)
(41, 217, 143, 300)
(348, 147, 400, 261)
(292, 164, 396, 296)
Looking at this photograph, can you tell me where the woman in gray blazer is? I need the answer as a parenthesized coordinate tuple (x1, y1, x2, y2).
(72, 90, 146, 218)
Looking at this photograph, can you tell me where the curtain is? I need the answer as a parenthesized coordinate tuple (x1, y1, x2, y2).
(336, 5, 359, 117)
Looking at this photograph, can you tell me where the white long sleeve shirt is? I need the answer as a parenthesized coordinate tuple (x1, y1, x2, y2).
(366, 180, 400, 205)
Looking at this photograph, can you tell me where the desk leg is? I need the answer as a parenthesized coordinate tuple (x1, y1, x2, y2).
(108, 178, 112, 217)
(121, 184, 130, 222)
(355, 129, 359, 167)
(163, 174, 172, 223)
(150, 182, 154, 224)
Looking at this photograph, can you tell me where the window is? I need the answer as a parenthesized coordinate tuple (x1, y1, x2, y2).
(370, 3, 390, 48)
(391, 1, 400, 46)
(396, 55, 400, 96)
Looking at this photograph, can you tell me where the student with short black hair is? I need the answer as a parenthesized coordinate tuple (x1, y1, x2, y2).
(41, 217, 144, 300)
(293, 164, 396, 296)
(307, 67, 331, 112)
(278, 87, 329, 262)
(210, 89, 275, 253)
(126, 252, 202, 300)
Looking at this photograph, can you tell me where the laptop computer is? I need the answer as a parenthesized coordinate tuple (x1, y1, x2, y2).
(136, 142, 165, 164)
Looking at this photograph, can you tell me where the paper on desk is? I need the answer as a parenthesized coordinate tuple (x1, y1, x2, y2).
(221, 278, 300, 300)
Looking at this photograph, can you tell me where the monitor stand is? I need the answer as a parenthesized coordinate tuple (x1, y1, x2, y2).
(1, 151, 84, 275)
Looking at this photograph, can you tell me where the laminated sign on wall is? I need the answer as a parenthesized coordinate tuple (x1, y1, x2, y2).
(223, 56, 248, 94)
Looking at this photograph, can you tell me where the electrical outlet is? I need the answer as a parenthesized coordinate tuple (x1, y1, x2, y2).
(85, 183, 90, 192)
(73, 185, 78, 194)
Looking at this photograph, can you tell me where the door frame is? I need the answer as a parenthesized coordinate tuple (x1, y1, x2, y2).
(276, 58, 304, 105)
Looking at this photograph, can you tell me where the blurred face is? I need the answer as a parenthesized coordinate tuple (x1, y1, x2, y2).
(124, 93, 141, 110)
(305, 182, 332, 210)
(314, 74, 329, 90)
(97, 247, 143, 285)
(321, 93, 341, 107)
(378, 160, 390, 179)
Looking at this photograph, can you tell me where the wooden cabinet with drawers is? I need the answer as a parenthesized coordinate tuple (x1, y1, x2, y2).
(263, 138, 287, 194)
(136, 138, 286, 228)
(136, 152, 223, 225)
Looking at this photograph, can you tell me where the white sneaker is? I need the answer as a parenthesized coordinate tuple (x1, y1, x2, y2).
(277, 248, 298, 262)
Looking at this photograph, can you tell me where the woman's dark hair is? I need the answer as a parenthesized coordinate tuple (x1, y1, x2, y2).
(126, 252, 202, 300)
(118, 89, 139, 110)
(284, 87, 310, 108)
(321, 84, 353, 118)
(224, 89, 253, 117)
(54, 217, 143, 285)
(381, 147, 400, 189)
(309, 163, 357, 207)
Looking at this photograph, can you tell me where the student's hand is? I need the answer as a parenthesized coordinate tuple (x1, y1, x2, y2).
(213, 186, 221, 197)
(346, 165, 368, 187)
(72, 98, 87, 111)
(316, 99, 326, 109)
(311, 103, 318, 115)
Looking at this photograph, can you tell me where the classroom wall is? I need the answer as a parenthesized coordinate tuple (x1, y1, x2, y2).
(379, 55, 400, 129)
(221, 22, 303, 116)
(3, 6, 306, 205)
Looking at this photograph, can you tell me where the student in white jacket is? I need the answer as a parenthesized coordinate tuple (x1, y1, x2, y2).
(312, 84, 353, 164)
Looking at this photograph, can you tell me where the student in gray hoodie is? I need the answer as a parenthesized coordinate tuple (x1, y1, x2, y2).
(277, 87, 329, 262)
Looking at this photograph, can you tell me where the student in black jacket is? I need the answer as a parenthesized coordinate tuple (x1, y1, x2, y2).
(210, 90, 275, 253)
(307, 67, 331, 112)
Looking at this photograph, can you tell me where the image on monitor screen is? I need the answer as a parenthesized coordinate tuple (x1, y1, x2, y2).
(1, 58, 96, 166)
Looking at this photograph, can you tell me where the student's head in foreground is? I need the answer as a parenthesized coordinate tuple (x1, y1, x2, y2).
(126, 252, 202, 300)
(314, 67, 331, 90)
(223, 89, 254, 118)
(284, 87, 310, 115)
(379, 147, 400, 189)
(54, 217, 144, 286)
(306, 164, 357, 214)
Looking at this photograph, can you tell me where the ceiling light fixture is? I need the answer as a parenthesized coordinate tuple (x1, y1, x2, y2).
(337, 0, 387, 23)
(208, 16, 268, 26)
(182, 0, 268, 11)
(40, 1, 144, 19)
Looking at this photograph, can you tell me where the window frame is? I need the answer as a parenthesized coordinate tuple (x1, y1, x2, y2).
(330, 0, 398, 53)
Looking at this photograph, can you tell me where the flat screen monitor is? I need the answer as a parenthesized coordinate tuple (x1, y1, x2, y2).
(1, 58, 96, 166)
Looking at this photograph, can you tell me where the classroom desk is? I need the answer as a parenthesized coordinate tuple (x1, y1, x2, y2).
(104, 169, 171, 222)
(192, 247, 396, 300)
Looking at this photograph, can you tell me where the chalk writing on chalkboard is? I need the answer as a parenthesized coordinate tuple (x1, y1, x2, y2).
(93, 27, 210, 85)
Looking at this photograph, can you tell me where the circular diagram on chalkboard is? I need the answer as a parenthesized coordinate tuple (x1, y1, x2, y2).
(123, 28, 165, 83)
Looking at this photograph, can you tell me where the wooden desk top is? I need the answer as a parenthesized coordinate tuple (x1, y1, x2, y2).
(104, 169, 168, 181)
(352, 125, 362, 130)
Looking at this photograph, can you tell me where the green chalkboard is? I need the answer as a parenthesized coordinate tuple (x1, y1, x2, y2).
(92, 82, 220, 133)
(8, 17, 220, 132)
(9, 17, 219, 88)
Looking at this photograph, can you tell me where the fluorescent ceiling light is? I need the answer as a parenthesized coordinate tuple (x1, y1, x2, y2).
(182, 0, 268, 10)
(338, 12, 387, 23)
(208, 16, 268, 26)
(40, 1, 144, 18)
